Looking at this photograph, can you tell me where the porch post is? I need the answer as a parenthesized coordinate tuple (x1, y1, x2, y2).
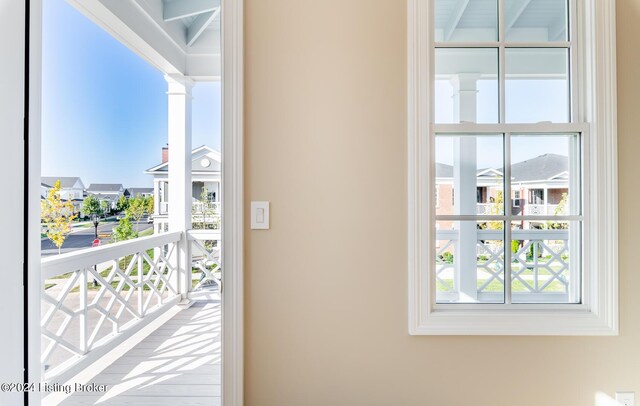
(452, 74, 479, 302)
(166, 74, 193, 300)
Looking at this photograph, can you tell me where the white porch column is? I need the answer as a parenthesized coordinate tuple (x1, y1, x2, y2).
(166, 74, 194, 300)
(452, 74, 479, 302)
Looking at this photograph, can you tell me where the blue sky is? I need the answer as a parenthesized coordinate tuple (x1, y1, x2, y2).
(41, 0, 221, 188)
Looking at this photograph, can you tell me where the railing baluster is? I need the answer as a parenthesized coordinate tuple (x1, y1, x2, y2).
(138, 253, 143, 316)
(79, 267, 88, 354)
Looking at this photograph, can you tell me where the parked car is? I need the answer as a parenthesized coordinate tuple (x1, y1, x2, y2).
(147, 215, 154, 224)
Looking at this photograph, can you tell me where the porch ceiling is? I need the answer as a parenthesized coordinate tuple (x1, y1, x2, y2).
(67, 0, 221, 79)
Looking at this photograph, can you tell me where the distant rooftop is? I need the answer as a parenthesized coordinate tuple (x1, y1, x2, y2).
(125, 187, 154, 196)
(436, 154, 568, 182)
(41, 177, 82, 189)
(87, 183, 124, 192)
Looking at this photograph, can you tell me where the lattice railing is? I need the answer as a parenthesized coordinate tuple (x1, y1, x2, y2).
(188, 230, 222, 299)
(191, 202, 221, 229)
(435, 229, 570, 297)
(40, 232, 182, 379)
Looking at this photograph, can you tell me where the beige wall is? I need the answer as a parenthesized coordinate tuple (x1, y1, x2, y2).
(244, 0, 640, 404)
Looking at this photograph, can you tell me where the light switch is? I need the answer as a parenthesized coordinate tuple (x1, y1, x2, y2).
(251, 201, 270, 229)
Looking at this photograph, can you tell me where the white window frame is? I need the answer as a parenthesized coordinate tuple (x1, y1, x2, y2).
(407, 0, 618, 335)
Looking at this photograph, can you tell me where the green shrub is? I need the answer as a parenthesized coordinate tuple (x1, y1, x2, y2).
(442, 252, 454, 264)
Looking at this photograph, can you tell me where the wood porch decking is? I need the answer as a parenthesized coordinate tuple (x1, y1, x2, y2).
(58, 301, 221, 406)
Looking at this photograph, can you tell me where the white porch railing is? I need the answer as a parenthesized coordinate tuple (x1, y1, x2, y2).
(435, 228, 571, 302)
(41, 231, 182, 380)
(191, 202, 221, 229)
(523, 204, 562, 215)
(476, 203, 493, 215)
(476, 203, 563, 215)
(187, 230, 222, 301)
(159, 202, 169, 215)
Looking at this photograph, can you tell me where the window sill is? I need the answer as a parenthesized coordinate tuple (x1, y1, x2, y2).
(409, 306, 618, 336)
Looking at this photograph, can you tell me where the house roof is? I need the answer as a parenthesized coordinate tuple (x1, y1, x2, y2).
(87, 183, 124, 192)
(41, 177, 82, 189)
(436, 154, 568, 182)
(511, 154, 568, 182)
(145, 145, 221, 173)
(125, 187, 154, 196)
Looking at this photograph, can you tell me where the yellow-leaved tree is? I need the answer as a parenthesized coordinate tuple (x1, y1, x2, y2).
(41, 180, 76, 254)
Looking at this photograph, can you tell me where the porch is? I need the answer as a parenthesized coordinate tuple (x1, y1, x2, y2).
(40, 231, 222, 405)
(58, 302, 221, 406)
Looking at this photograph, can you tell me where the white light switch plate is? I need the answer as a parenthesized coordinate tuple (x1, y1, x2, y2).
(251, 201, 270, 230)
(616, 392, 635, 406)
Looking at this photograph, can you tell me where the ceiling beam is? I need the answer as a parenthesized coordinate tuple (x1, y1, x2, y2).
(505, 0, 532, 33)
(163, 0, 220, 22)
(444, 0, 470, 41)
(187, 7, 220, 47)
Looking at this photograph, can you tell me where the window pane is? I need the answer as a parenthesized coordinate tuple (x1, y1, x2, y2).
(435, 48, 499, 124)
(511, 134, 579, 216)
(505, 0, 568, 42)
(505, 48, 569, 123)
(436, 134, 504, 216)
(510, 221, 579, 303)
(436, 221, 505, 303)
(435, 0, 498, 42)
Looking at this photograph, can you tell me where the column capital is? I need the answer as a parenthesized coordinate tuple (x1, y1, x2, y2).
(165, 74, 195, 96)
(449, 73, 481, 91)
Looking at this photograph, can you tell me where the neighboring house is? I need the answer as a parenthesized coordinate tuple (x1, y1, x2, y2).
(124, 188, 154, 198)
(436, 153, 569, 231)
(41, 176, 86, 214)
(145, 145, 221, 232)
(87, 183, 126, 210)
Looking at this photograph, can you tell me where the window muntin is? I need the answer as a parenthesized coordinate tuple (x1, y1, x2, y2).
(432, 0, 582, 305)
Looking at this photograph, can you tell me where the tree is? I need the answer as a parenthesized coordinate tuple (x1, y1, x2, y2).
(112, 213, 137, 242)
(41, 180, 77, 254)
(144, 195, 154, 215)
(82, 195, 101, 217)
(127, 195, 146, 233)
(100, 200, 110, 217)
(116, 194, 129, 213)
(487, 190, 504, 230)
(547, 193, 569, 230)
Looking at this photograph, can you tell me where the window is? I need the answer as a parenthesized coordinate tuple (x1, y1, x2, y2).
(408, 0, 618, 335)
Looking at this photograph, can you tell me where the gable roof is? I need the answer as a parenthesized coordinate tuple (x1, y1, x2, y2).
(145, 145, 221, 173)
(511, 154, 568, 182)
(436, 154, 568, 182)
(125, 187, 154, 196)
(87, 183, 124, 192)
(41, 177, 83, 189)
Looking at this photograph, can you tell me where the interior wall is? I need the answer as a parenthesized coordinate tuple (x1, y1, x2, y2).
(0, 1, 25, 404)
(244, 0, 640, 405)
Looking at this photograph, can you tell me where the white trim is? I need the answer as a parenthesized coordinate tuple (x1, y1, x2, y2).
(28, 1, 44, 403)
(408, 0, 618, 335)
(221, 0, 244, 404)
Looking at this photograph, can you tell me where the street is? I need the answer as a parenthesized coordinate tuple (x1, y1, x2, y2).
(41, 220, 154, 257)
